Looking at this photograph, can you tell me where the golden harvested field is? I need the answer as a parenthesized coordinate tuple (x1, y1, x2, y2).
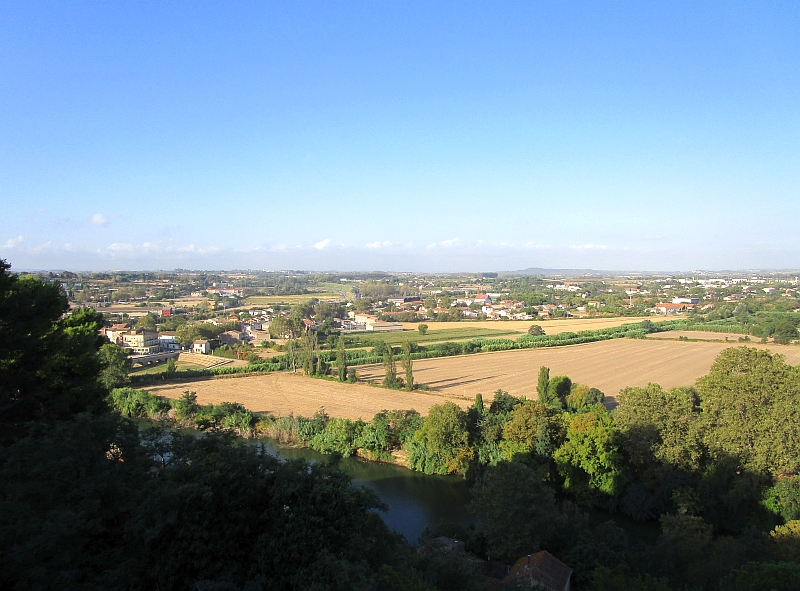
(400, 316, 674, 334)
(145, 372, 473, 420)
(144, 338, 800, 419)
(647, 331, 750, 341)
(357, 339, 800, 405)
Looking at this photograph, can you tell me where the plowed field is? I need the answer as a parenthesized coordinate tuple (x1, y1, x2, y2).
(145, 340, 800, 417)
(356, 340, 800, 405)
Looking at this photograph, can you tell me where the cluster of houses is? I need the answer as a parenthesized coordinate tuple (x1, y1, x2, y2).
(652, 297, 702, 315)
(103, 323, 254, 356)
(376, 293, 555, 321)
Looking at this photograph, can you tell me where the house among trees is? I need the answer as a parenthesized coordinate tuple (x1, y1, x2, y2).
(655, 302, 689, 314)
(193, 339, 211, 354)
(220, 330, 245, 346)
(502, 551, 572, 590)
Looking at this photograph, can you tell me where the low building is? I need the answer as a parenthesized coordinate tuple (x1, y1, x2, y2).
(656, 303, 688, 314)
(193, 340, 211, 354)
(672, 297, 700, 305)
(503, 551, 572, 591)
(121, 328, 159, 355)
(220, 330, 244, 346)
(158, 332, 181, 351)
(105, 323, 130, 345)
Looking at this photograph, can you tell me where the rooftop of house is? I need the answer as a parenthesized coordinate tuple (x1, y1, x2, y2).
(503, 551, 572, 591)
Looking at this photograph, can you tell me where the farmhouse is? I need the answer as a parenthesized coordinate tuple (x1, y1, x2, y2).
(503, 551, 572, 591)
(193, 340, 211, 354)
(656, 303, 688, 314)
(220, 330, 245, 346)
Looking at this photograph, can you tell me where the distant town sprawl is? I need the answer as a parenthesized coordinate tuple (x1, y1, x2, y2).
(30, 270, 799, 363)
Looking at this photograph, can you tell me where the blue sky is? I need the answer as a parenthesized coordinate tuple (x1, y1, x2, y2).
(1, 2, 798, 272)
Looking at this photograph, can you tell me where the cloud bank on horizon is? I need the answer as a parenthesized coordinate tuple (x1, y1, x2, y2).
(1, 3, 799, 272)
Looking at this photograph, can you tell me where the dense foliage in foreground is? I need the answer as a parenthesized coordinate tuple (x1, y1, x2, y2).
(0, 261, 462, 591)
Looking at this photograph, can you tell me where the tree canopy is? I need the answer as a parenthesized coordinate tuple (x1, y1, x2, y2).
(0, 260, 107, 432)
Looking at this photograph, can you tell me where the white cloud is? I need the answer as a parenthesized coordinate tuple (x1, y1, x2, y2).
(427, 238, 459, 249)
(31, 241, 53, 253)
(366, 241, 392, 249)
(570, 243, 608, 250)
(313, 239, 331, 250)
(107, 242, 134, 252)
(3, 235, 24, 249)
(91, 214, 109, 226)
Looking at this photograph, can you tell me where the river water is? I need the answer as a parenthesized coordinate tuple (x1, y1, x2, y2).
(257, 439, 472, 544)
(255, 439, 660, 548)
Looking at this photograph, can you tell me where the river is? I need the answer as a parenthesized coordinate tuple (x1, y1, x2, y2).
(256, 439, 472, 544)
(255, 439, 660, 548)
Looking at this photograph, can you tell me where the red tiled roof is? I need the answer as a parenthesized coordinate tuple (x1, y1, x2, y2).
(503, 551, 572, 591)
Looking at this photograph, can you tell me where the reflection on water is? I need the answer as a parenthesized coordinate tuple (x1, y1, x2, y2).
(256, 440, 472, 543)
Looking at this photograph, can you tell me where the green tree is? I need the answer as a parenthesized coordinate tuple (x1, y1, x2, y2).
(402, 341, 414, 391)
(537, 366, 550, 403)
(98, 343, 130, 389)
(771, 520, 800, 562)
(592, 565, 672, 591)
(0, 417, 416, 590)
(696, 347, 800, 475)
(135, 313, 157, 330)
(300, 330, 318, 375)
(172, 390, 199, 420)
(337, 335, 348, 382)
(527, 324, 545, 336)
(773, 320, 798, 344)
(554, 409, 623, 500)
(269, 315, 302, 339)
(501, 400, 560, 460)
(0, 260, 107, 431)
(469, 461, 576, 562)
(418, 323, 428, 335)
(407, 402, 473, 474)
(546, 375, 571, 407)
(720, 561, 800, 591)
(383, 345, 400, 389)
(614, 384, 703, 473)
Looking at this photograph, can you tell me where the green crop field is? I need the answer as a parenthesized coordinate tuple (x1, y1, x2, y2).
(128, 360, 205, 375)
(244, 293, 343, 306)
(344, 326, 521, 347)
(310, 282, 351, 294)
